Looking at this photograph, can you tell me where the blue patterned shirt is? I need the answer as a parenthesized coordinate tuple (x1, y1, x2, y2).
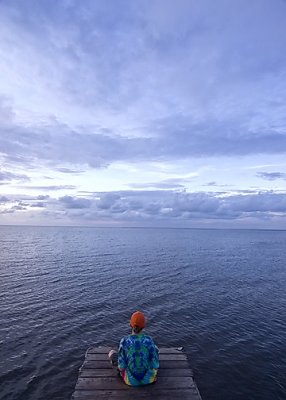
(118, 333, 159, 386)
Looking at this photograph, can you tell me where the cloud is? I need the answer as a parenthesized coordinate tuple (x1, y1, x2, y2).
(0, 117, 149, 169)
(0, 170, 30, 182)
(54, 190, 286, 223)
(0, 195, 9, 203)
(204, 182, 230, 189)
(0, 201, 27, 213)
(128, 178, 190, 189)
(55, 167, 84, 174)
(59, 195, 91, 209)
(1, 0, 286, 172)
(17, 185, 77, 191)
(2, 189, 285, 227)
(256, 172, 286, 181)
(0, 194, 49, 214)
(147, 116, 286, 158)
(1, 115, 286, 174)
(96, 193, 121, 210)
(30, 202, 45, 208)
(0, 96, 14, 123)
(1, 1, 286, 228)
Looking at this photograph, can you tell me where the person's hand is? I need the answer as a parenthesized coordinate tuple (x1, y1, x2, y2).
(108, 349, 116, 358)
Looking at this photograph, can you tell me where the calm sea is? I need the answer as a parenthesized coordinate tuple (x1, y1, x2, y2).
(0, 226, 285, 400)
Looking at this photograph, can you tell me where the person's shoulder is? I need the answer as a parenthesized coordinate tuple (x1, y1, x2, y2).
(142, 334, 156, 345)
(121, 334, 132, 341)
(120, 334, 134, 344)
(142, 333, 152, 339)
(119, 335, 128, 344)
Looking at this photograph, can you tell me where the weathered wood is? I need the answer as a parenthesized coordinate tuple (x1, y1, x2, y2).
(76, 376, 195, 390)
(82, 360, 190, 369)
(85, 353, 187, 361)
(80, 368, 193, 378)
(87, 346, 185, 354)
(72, 389, 200, 400)
(72, 347, 202, 400)
(87, 346, 112, 354)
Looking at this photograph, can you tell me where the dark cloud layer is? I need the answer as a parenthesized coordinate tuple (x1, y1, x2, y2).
(59, 195, 91, 209)
(257, 172, 286, 181)
(2, 190, 285, 226)
(0, 1, 286, 171)
(57, 190, 286, 224)
(1, 117, 286, 171)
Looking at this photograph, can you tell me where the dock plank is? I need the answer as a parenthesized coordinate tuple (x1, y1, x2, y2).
(87, 346, 185, 354)
(85, 353, 187, 361)
(72, 347, 202, 400)
(73, 389, 200, 400)
(80, 368, 193, 378)
(76, 376, 195, 390)
(82, 360, 190, 369)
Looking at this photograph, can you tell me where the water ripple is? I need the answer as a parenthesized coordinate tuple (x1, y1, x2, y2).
(0, 226, 286, 400)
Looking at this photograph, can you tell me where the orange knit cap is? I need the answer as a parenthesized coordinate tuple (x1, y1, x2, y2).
(130, 311, 145, 329)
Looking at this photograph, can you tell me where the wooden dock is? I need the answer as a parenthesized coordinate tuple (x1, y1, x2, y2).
(72, 346, 202, 400)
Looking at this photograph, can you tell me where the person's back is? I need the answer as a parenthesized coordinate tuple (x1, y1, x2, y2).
(118, 331, 159, 385)
(109, 311, 159, 386)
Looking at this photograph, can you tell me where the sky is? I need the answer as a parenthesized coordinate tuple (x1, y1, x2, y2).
(0, 0, 286, 229)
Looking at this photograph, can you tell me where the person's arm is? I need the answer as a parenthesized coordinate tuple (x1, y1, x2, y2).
(117, 337, 127, 371)
(149, 341, 159, 369)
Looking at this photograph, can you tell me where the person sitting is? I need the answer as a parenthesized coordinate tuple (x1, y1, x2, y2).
(108, 311, 159, 386)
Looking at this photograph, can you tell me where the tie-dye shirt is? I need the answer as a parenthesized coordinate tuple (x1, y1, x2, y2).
(118, 333, 159, 386)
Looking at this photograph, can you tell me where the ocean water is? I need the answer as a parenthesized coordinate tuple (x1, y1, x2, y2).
(0, 226, 285, 400)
